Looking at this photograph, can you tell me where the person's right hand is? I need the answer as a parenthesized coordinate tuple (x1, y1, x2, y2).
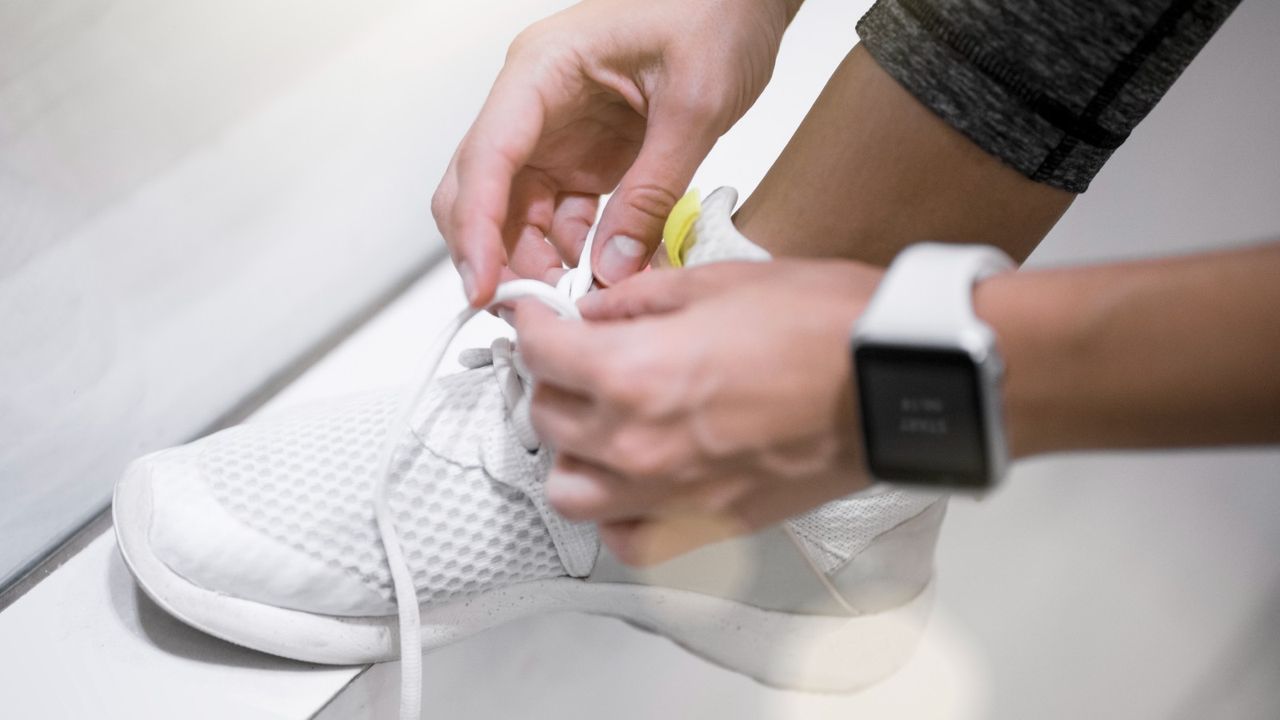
(431, 0, 801, 306)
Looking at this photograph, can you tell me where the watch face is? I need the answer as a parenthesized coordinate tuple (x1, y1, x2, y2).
(854, 345, 989, 487)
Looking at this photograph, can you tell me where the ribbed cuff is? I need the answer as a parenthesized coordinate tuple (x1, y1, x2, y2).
(857, 0, 1116, 193)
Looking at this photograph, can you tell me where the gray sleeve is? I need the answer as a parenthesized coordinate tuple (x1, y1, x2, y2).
(855, 0, 1241, 192)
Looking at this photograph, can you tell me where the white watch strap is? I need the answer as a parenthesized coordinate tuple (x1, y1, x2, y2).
(855, 243, 1014, 352)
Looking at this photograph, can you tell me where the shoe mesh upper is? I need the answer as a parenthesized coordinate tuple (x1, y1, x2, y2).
(199, 381, 565, 608)
(788, 491, 939, 573)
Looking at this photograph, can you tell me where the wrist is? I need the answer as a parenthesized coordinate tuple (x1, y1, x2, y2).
(973, 268, 1097, 460)
(851, 244, 1012, 488)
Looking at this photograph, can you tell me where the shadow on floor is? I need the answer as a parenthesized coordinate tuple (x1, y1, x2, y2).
(105, 538, 338, 673)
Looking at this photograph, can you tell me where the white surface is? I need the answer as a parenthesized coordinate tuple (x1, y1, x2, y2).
(0, 532, 362, 719)
(0, 260, 489, 719)
(0, 0, 573, 589)
(0, 259, 981, 719)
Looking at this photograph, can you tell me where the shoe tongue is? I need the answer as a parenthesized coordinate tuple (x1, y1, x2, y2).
(487, 337, 540, 451)
(679, 187, 773, 267)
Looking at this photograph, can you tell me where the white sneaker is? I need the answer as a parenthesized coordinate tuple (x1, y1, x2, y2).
(114, 187, 943, 708)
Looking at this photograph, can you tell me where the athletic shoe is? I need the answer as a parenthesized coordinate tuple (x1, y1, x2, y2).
(113, 187, 943, 714)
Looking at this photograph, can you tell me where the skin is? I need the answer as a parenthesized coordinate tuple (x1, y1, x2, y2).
(514, 42, 1076, 564)
(734, 46, 1074, 264)
(978, 243, 1280, 458)
(431, 0, 805, 305)
(517, 261, 877, 563)
(522, 242, 1280, 565)
(442, 2, 1279, 565)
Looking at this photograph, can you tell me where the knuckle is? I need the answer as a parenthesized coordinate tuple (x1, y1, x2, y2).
(429, 185, 452, 226)
(593, 354, 641, 406)
(605, 371, 649, 411)
(613, 432, 669, 479)
(508, 21, 572, 65)
(618, 183, 681, 227)
(453, 142, 487, 178)
(452, 213, 490, 245)
(507, 24, 545, 59)
(674, 88, 721, 123)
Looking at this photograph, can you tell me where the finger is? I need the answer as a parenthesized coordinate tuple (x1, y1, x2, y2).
(600, 512, 748, 567)
(488, 262, 559, 323)
(578, 261, 780, 320)
(431, 156, 470, 286)
(547, 193, 599, 267)
(575, 268, 689, 320)
(592, 110, 718, 285)
(502, 169, 565, 282)
(514, 300, 612, 394)
(547, 456, 737, 522)
(528, 381, 594, 454)
(506, 222, 563, 284)
(546, 456, 660, 522)
(451, 70, 547, 306)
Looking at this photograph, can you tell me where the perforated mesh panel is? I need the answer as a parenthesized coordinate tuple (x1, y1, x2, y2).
(788, 491, 940, 573)
(200, 385, 565, 607)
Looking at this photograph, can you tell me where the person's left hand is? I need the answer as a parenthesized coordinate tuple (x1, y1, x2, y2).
(515, 258, 883, 565)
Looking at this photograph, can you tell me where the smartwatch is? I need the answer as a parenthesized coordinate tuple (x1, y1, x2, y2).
(851, 243, 1014, 491)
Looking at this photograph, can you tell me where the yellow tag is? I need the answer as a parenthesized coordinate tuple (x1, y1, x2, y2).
(663, 189, 701, 268)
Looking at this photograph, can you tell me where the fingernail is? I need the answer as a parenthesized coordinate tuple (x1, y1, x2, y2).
(457, 260, 478, 305)
(597, 235, 646, 284)
(546, 470, 603, 507)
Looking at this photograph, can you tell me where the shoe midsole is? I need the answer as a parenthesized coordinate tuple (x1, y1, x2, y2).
(113, 460, 932, 692)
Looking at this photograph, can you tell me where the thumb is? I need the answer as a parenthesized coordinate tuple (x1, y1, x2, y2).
(575, 269, 690, 321)
(592, 112, 716, 285)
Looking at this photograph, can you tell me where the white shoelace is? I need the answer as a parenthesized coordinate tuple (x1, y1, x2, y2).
(371, 233, 598, 720)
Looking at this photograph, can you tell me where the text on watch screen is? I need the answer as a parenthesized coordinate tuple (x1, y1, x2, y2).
(856, 347, 987, 483)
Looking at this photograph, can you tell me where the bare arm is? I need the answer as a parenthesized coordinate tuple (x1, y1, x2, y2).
(722, 42, 1280, 454)
(978, 241, 1280, 458)
(733, 45, 1075, 264)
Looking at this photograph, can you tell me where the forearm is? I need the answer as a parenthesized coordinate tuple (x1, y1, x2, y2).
(977, 242, 1280, 458)
(734, 45, 1074, 264)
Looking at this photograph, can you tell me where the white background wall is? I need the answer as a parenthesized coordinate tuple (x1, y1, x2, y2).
(0, 0, 570, 588)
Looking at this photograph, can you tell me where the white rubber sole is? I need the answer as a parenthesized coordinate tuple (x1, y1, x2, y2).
(113, 460, 933, 693)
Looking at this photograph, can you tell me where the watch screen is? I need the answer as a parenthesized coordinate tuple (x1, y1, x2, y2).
(854, 345, 989, 486)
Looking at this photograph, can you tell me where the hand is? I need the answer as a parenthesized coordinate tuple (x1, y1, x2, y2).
(515, 259, 882, 564)
(431, 0, 800, 306)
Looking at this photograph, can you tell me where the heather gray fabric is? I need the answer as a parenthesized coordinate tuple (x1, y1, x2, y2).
(857, 0, 1241, 192)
